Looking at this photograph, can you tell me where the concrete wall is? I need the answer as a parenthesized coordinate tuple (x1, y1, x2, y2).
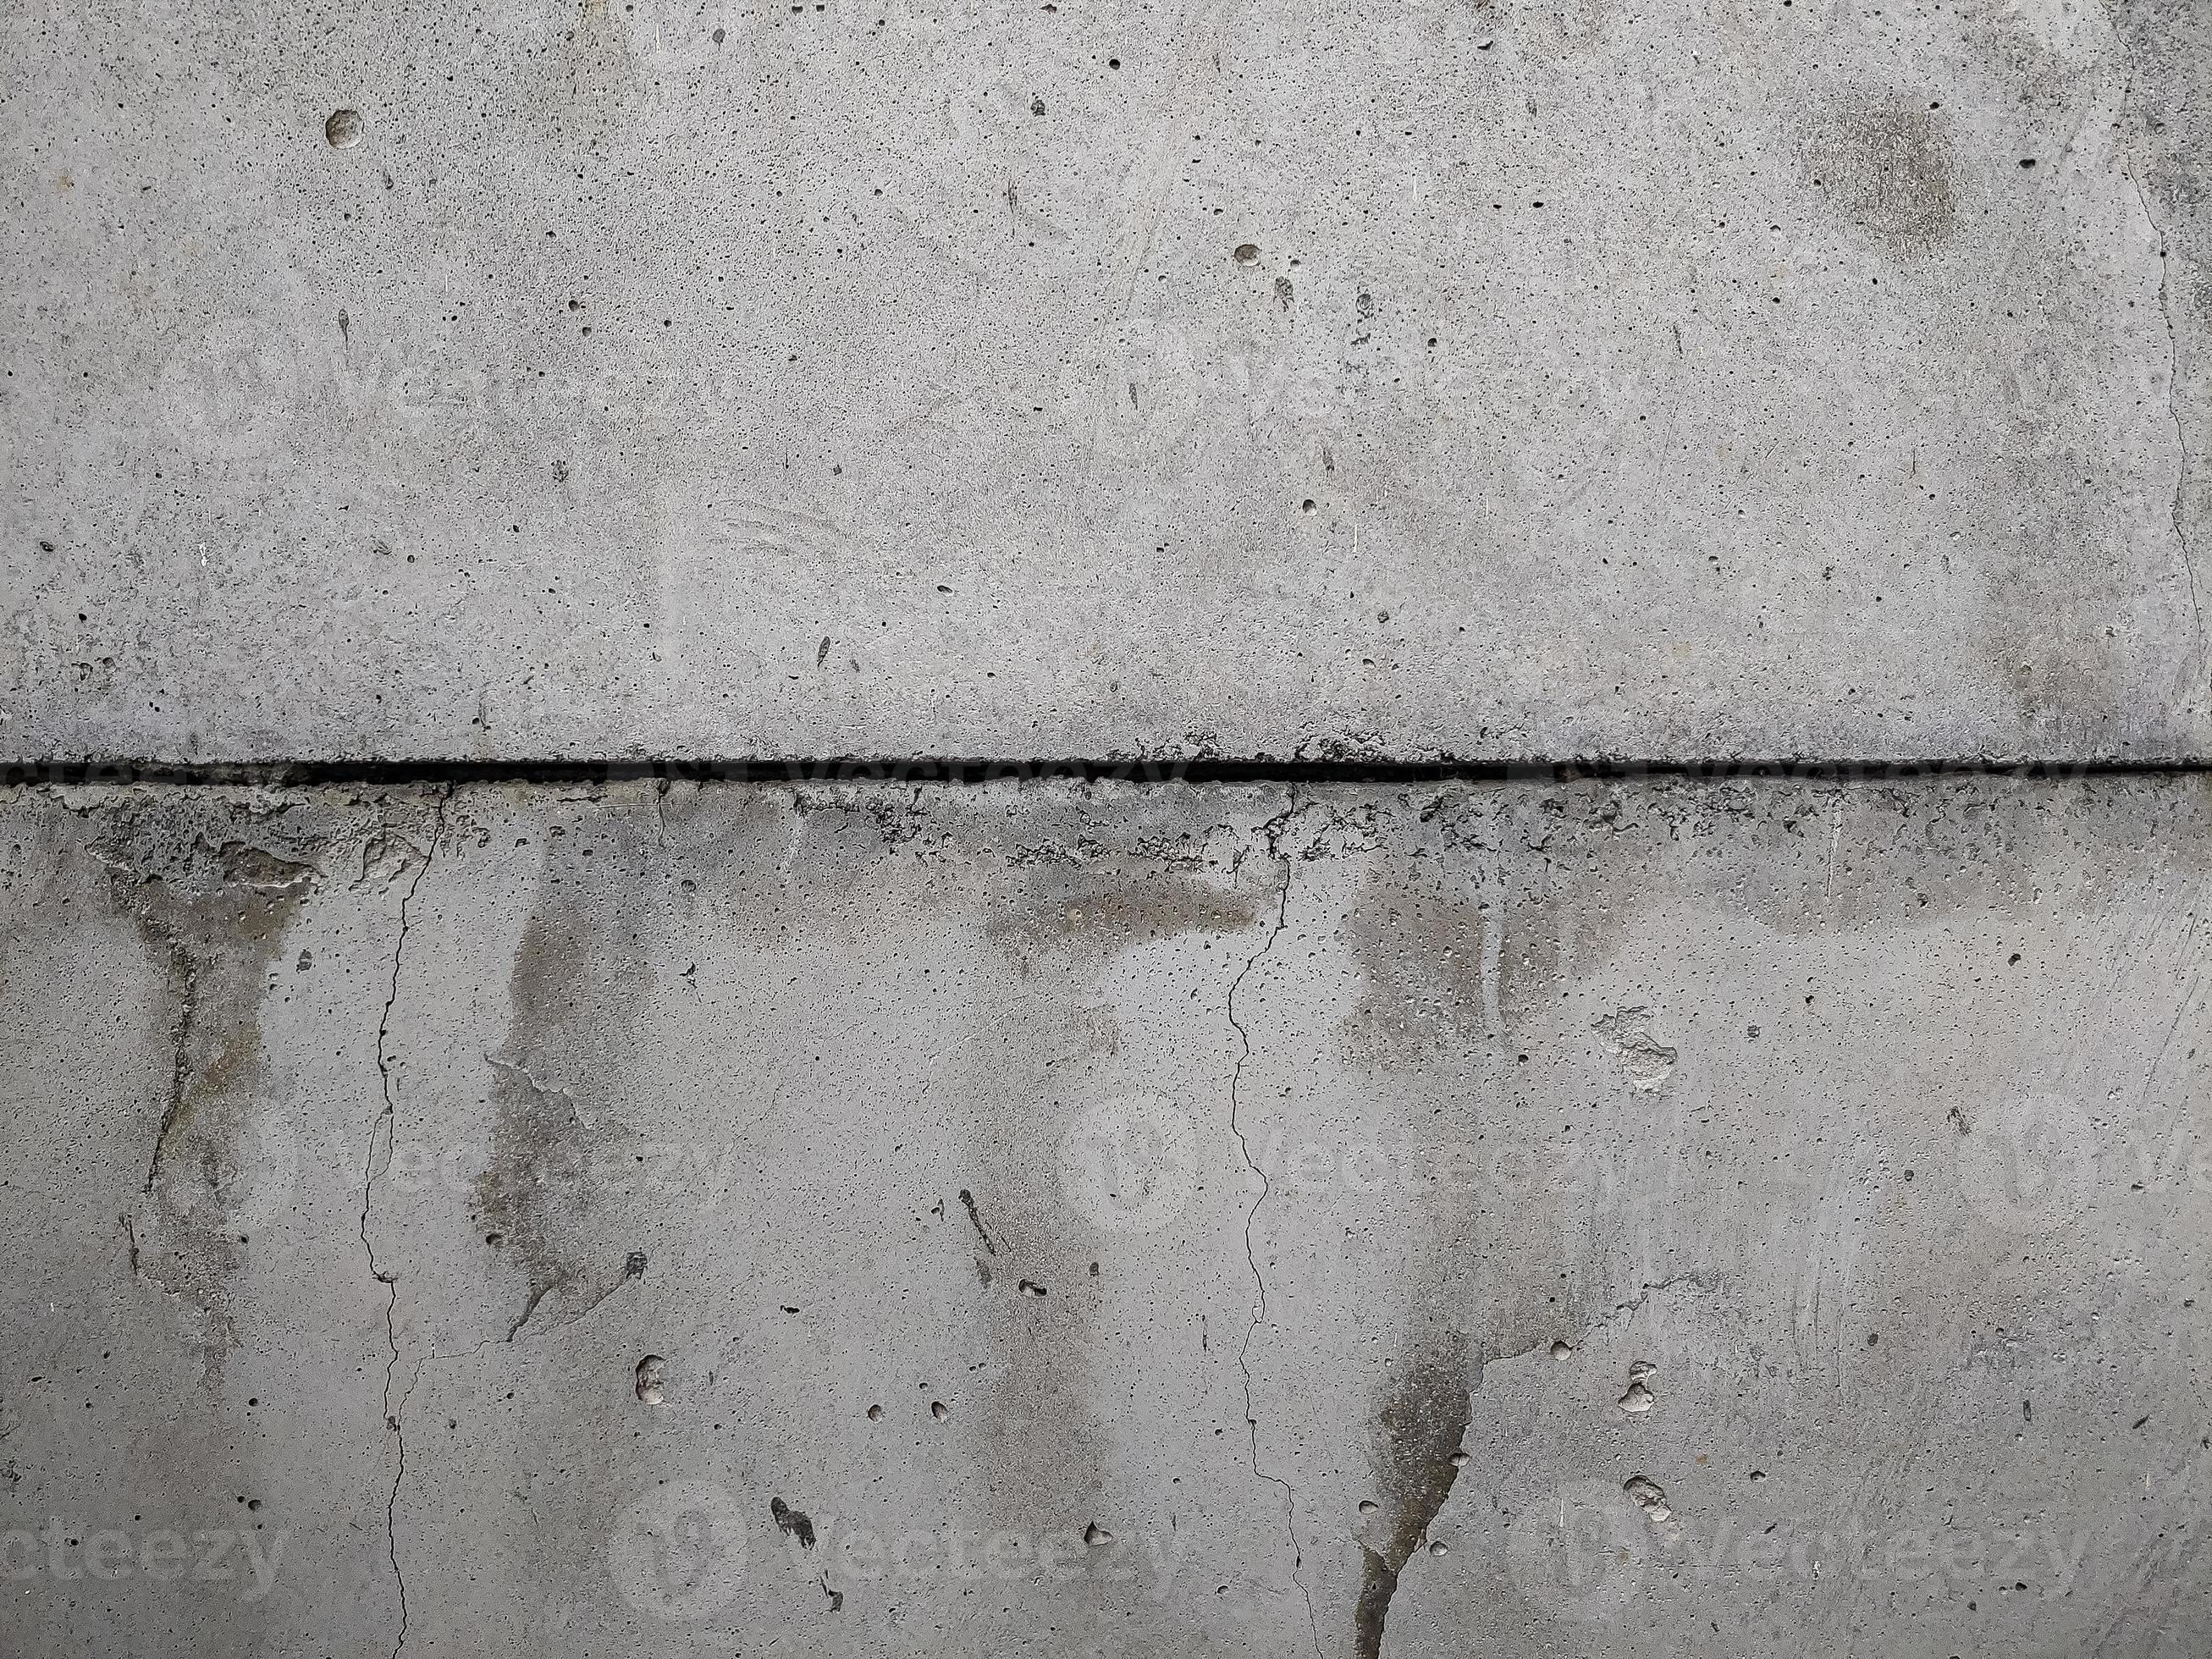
(4, 776, 2209, 1654)
(5, 0, 2209, 761)
(4, 4, 2211, 1658)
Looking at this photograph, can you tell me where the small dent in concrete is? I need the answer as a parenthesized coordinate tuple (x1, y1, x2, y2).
(770, 1496, 815, 1546)
(1624, 1474, 1670, 1520)
(1593, 1006, 1677, 1091)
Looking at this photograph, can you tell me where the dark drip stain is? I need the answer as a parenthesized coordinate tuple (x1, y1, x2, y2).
(1353, 1331, 1471, 1659)
(952, 802, 1261, 1606)
(477, 1030, 593, 1331)
(477, 802, 661, 1339)
(92, 807, 328, 1365)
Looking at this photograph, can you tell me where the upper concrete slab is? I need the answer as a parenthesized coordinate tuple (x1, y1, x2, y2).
(4, 0, 2207, 762)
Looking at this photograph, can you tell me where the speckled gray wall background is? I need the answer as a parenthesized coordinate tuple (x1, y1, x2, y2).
(5, 0, 2209, 760)
(3, 3, 2210, 1658)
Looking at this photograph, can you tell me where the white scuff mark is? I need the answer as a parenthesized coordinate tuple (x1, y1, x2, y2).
(1481, 879, 1505, 1044)
(1826, 797, 1843, 911)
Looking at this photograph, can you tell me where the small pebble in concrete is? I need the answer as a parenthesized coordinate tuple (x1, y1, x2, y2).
(634, 1356, 666, 1405)
(324, 108, 363, 148)
(1619, 1360, 1657, 1413)
(1624, 1474, 1670, 1520)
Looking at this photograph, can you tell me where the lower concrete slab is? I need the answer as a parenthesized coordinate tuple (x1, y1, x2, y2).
(2, 775, 2208, 1656)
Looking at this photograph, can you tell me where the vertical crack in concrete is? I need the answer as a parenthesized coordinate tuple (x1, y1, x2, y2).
(1226, 791, 1321, 1659)
(356, 789, 448, 1659)
(2115, 60, 2204, 677)
(141, 931, 198, 1195)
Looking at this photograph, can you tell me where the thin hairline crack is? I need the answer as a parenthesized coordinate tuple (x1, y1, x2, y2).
(1227, 788, 1322, 1659)
(357, 786, 450, 1659)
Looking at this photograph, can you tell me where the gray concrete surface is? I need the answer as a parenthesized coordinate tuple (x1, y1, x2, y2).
(8, 4, 2211, 1656)
(6, 0, 2211, 762)
(4, 774, 2208, 1656)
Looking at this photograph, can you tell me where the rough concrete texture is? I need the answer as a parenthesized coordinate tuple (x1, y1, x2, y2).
(4, 775, 2209, 1655)
(5, 0, 2212, 762)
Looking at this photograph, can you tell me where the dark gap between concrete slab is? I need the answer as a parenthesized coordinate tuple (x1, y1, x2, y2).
(8, 757, 2212, 789)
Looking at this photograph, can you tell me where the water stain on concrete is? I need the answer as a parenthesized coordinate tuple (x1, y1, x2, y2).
(1337, 873, 1494, 1064)
(952, 1061, 1115, 1596)
(986, 872, 1258, 972)
(92, 806, 327, 1363)
(949, 798, 1258, 1612)
(1801, 89, 1959, 254)
(1353, 1330, 1472, 1659)
(477, 802, 659, 1339)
